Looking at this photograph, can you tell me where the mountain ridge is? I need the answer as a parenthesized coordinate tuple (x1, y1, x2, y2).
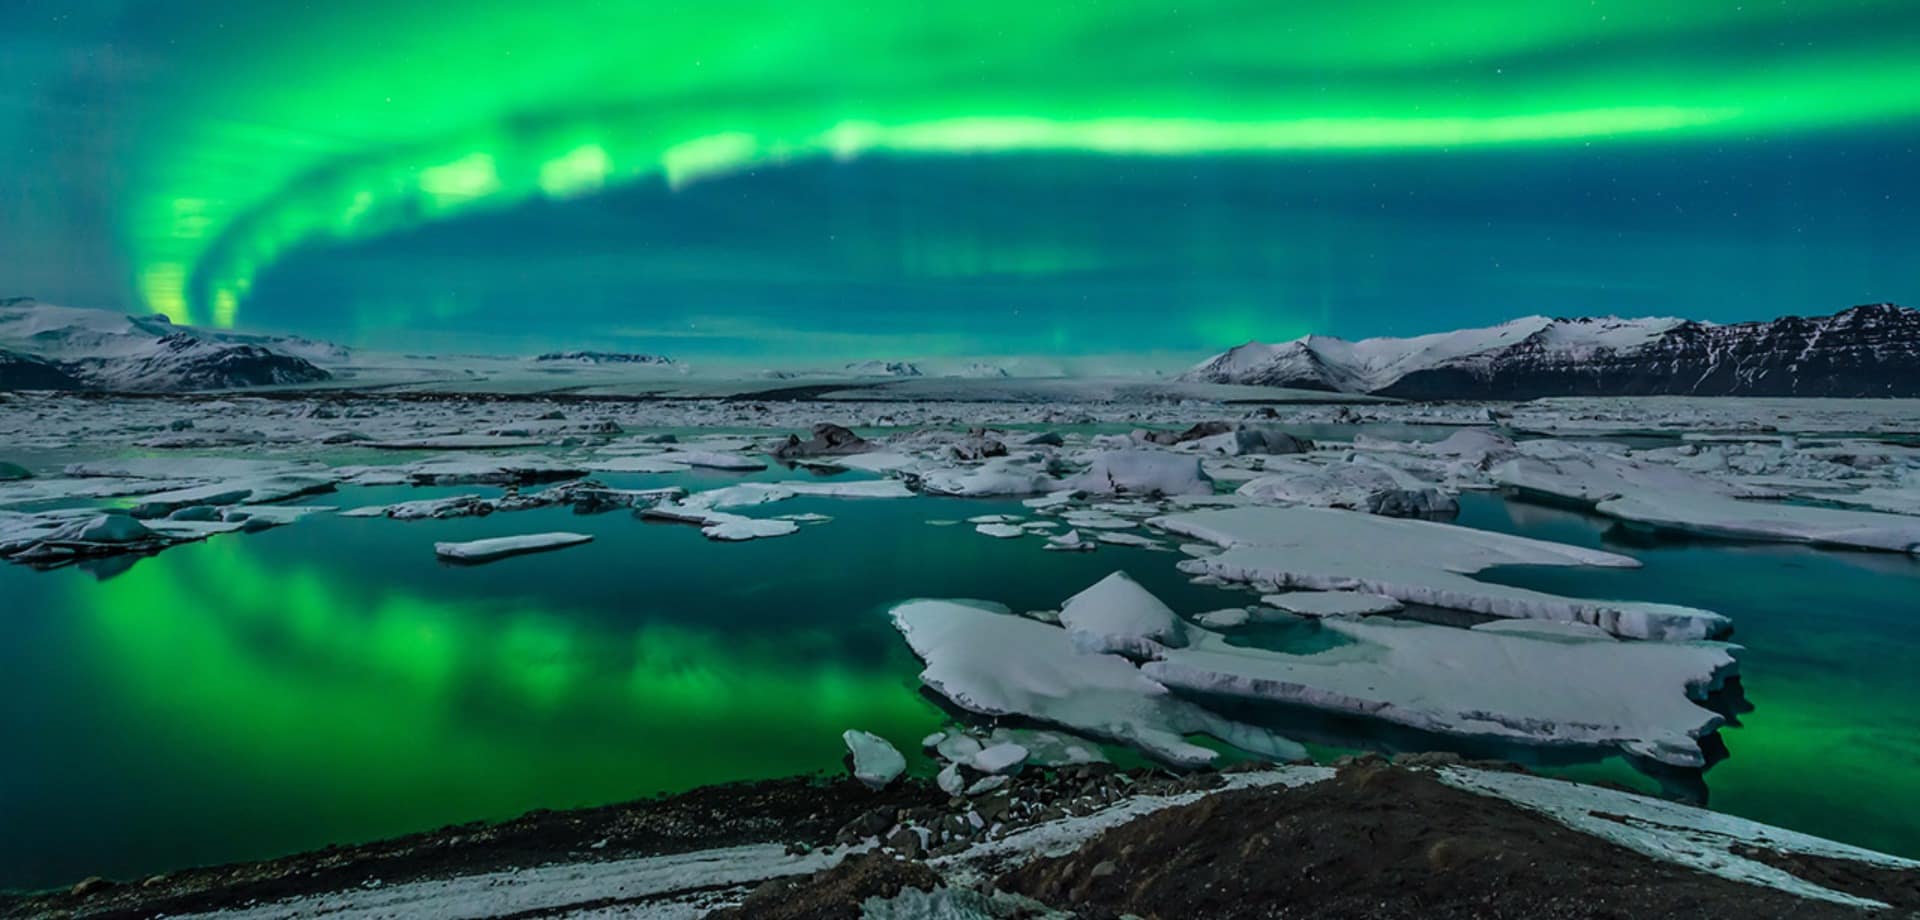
(1183, 304, 1920, 398)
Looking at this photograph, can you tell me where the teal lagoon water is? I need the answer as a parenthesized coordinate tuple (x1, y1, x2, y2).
(1, 475, 1917, 890)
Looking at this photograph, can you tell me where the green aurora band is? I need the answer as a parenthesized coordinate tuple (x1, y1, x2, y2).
(119, 0, 1920, 325)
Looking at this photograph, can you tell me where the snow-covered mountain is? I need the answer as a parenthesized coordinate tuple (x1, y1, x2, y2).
(0, 301, 335, 392)
(842, 360, 925, 377)
(1183, 305, 1920, 398)
(0, 349, 85, 390)
(951, 362, 1013, 378)
(533, 351, 675, 365)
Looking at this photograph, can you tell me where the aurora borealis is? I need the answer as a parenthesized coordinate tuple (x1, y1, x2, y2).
(3, 1, 1919, 360)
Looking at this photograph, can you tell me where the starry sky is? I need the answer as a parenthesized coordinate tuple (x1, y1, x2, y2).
(2, 1, 1917, 363)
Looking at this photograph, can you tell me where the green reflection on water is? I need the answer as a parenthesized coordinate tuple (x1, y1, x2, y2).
(1456, 493, 1920, 860)
(4, 482, 1918, 890)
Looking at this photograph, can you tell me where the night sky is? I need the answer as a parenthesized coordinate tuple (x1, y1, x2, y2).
(3, 1, 1917, 363)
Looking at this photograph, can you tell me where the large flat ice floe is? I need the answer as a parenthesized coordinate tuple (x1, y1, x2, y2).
(1497, 450, 1920, 553)
(1143, 619, 1738, 767)
(1153, 506, 1730, 641)
(1597, 490, 1920, 554)
(434, 532, 594, 563)
(890, 599, 1304, 767)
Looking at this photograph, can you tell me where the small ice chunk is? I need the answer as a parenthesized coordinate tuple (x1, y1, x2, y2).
(841, 730, 906, 790)
(965, 775, 1010, 796)
(936, 762, 965, 795)
(1261, 590, 1404, 618)
(967, 742, 1029, 775)
(699, 514, 801, 541)
(1044, 529, 1097, 552)
(1194, 607, 1252, 629)
(935, 732, 985, 762)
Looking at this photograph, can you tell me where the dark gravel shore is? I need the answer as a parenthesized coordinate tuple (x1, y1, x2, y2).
(6, 760, 1914, 919)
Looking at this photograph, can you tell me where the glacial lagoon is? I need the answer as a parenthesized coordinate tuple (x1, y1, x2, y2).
(4, 469, 1917, 891)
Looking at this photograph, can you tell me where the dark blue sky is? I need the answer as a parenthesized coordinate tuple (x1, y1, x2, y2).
(240, 134, 1919, 360)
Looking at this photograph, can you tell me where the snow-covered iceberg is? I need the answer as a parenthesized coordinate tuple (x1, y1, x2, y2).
(1144, 618, 1738, 767)
(1153, 506, 1729, 640)
(434, 532, 594, 563)
(1068, 450, 1213, 497)
(890, 599, 1303, 767)
(1057, 571, 1186, 658)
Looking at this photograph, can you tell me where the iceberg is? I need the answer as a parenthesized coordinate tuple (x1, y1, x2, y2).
(1058, 571, 1185, 658)
(1260, 590, 1404, 618)
(841, 730, 906, 790)
(1597, 491, 1920, 554)
(1143, 618, 1738, 767)
(918, 457, 1057, 497)
(1153, 506, 1729, 641)
(434, 532, 594, 563)
(890, 598, 1303, 767)
(1068, 450, 1213, 497)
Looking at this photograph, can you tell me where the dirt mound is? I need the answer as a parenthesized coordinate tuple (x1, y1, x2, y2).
(998, 764, 1891, 919)
(710, 853, 943, 919)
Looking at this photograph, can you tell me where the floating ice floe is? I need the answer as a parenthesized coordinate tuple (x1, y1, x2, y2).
(1194, 607, 1253, 629)
(689, 479, 914, 509)
(1043, 529, 1096, 551)
(643, 502, 801, 541)
(968, 742, 1030, 775)
(890, 598, 1304, 767)
(1068, 450, 1213, 497)
(918, 457, 1057, 497)
(363, 453, 589, 485)
(1597, 490, 1920, 554)
(63, 457, 320, 480)
(1493, 448, 1770, 505)
(0, 511, 186, 564)
(654, 450, 768, 471)
(1236, 457, 1457, 517)
(346, 482, 683, 521)
(1260, 590, 1404, 618)
(841, 730, 906, 790)
(434, 532, 595, 563)
(583, 456, 691, 474)
(365, 434, 550, 450)
(926, 727, 1108, 769)
(1058, 571, 1186, 658)
(1496, 450, 1920, 553)
(1143, 617, 1737, 767)
(1154, 506, 1729, 641)
(974, 523, 1025, 538)
(128, 473, 337, 517)
(1059, 509, 1133, 530)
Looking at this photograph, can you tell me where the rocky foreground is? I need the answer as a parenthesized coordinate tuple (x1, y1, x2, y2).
(8, 758, 1916, 919)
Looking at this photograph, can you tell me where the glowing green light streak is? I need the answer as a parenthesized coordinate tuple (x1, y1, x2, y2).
(111, 0, 1920, 323)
